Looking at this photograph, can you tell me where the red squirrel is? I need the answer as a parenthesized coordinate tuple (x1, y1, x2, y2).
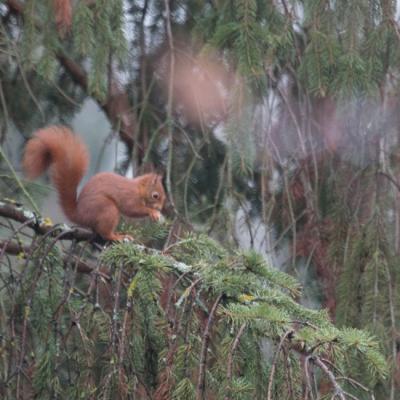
(22, 126, 166, 241)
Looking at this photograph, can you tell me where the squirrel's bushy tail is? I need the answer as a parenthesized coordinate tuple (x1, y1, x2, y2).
(23, 126, 89, 223)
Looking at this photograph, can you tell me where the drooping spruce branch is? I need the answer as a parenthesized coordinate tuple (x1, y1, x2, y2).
(0, 201, 389, 398)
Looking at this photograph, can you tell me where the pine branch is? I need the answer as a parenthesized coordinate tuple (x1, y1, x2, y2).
(0, 201, 194, 277)
(0, 200, 93, 241)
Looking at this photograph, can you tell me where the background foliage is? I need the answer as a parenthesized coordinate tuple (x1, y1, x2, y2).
(1, 0, 400, 398)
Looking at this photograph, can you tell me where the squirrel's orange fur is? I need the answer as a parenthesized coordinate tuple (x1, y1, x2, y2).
(23, 126, 166, 241)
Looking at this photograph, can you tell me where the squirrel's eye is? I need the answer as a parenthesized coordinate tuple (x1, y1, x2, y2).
(152, 192, 160, 200)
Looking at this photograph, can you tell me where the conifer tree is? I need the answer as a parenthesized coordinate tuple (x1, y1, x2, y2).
(1, 0, 400, 398)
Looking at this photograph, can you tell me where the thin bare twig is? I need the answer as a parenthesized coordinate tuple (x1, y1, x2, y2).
(196, 293, 224, 400)
(312, 357, 346, 400)
(163, 0, 178, 214)
(0, 146, 40, 213)
(225, 323, 246, 400)
(267, 329, 294, 400)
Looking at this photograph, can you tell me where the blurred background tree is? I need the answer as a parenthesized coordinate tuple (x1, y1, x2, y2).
(1, 0, 400, 398)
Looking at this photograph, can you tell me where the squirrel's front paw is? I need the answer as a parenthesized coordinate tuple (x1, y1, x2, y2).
(149, 209, 161, 221)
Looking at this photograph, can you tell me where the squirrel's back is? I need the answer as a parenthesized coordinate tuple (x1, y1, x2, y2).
(23, 126, 89, 222)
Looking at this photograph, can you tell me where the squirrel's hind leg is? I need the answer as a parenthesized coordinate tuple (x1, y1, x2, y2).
(92, 200, 133, 241)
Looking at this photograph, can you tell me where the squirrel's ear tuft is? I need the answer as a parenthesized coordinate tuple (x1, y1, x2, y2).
(151, 171, 164, 184)
(150, 173, 160, 185)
